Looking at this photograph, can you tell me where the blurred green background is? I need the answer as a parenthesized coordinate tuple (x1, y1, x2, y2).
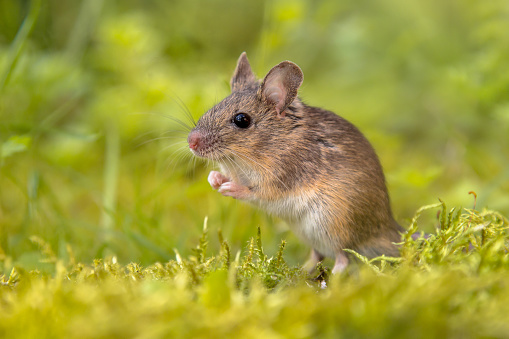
(1, 0, 508, 270)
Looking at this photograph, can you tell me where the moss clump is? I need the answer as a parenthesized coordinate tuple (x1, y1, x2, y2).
(0, 203, 508, 338)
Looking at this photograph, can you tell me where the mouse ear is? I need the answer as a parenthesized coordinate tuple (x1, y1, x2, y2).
(260, 61, 303, 117)
(231, 52, 256, 92)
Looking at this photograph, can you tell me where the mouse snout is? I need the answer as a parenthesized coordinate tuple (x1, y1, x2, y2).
(188, 130, 203, 151)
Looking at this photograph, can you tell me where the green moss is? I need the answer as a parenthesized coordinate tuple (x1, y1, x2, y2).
(1, 204, 508, 338)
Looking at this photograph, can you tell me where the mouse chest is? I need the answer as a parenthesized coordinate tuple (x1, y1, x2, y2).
(219, 164, 257, 188)
(258, 194, 337, 257)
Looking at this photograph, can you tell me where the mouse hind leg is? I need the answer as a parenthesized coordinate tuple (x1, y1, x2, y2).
(332, 251, 349, 274)
(303, 248, 325, 273)
(303, 249, 350, 274)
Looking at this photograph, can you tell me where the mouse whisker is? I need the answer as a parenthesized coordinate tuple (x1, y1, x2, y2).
(134, 111, 194, 132)
(159, 130, 189, 137)
(136, 135, 187, 148)
(160, 144, 187, 171)
(170, 95, 197, 128)
(161, 142, 193, 173)
(159, 140, 189, 153)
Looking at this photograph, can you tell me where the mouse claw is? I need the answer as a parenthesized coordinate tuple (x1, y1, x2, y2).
(208, 171, 229, 190)
(218, 182, 251, 200)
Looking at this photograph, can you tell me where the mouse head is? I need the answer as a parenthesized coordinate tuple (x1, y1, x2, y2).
(188, 52, 304, 166)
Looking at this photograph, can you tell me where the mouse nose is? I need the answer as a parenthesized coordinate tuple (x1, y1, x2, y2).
(188, 130, 202, 151)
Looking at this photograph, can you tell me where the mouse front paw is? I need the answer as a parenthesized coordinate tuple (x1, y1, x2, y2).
(218, 181, 251, 200)
(208, 171, 229, 190)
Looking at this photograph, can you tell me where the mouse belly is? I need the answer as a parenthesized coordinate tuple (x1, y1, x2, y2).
(257, 195, 339, 258)
(289, 213, 338, 258)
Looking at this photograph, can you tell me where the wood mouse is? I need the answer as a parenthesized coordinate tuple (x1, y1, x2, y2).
(187, 52, 405, 273)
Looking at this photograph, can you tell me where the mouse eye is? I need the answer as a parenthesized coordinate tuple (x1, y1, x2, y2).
(232, 113, 251, 129)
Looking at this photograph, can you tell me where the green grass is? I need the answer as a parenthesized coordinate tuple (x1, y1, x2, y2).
(1, 1, 509, 337)
(1, 203, 508, 338)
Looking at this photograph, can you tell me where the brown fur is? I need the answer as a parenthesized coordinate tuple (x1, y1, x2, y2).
(189, 52, 404, 266)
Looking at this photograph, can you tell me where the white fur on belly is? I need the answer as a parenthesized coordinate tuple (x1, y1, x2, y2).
(257, 192, 337, 258)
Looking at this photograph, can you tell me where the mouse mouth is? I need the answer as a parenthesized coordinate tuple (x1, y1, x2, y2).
(190, 147, 216, 160)
(189, 144, 216, 159)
